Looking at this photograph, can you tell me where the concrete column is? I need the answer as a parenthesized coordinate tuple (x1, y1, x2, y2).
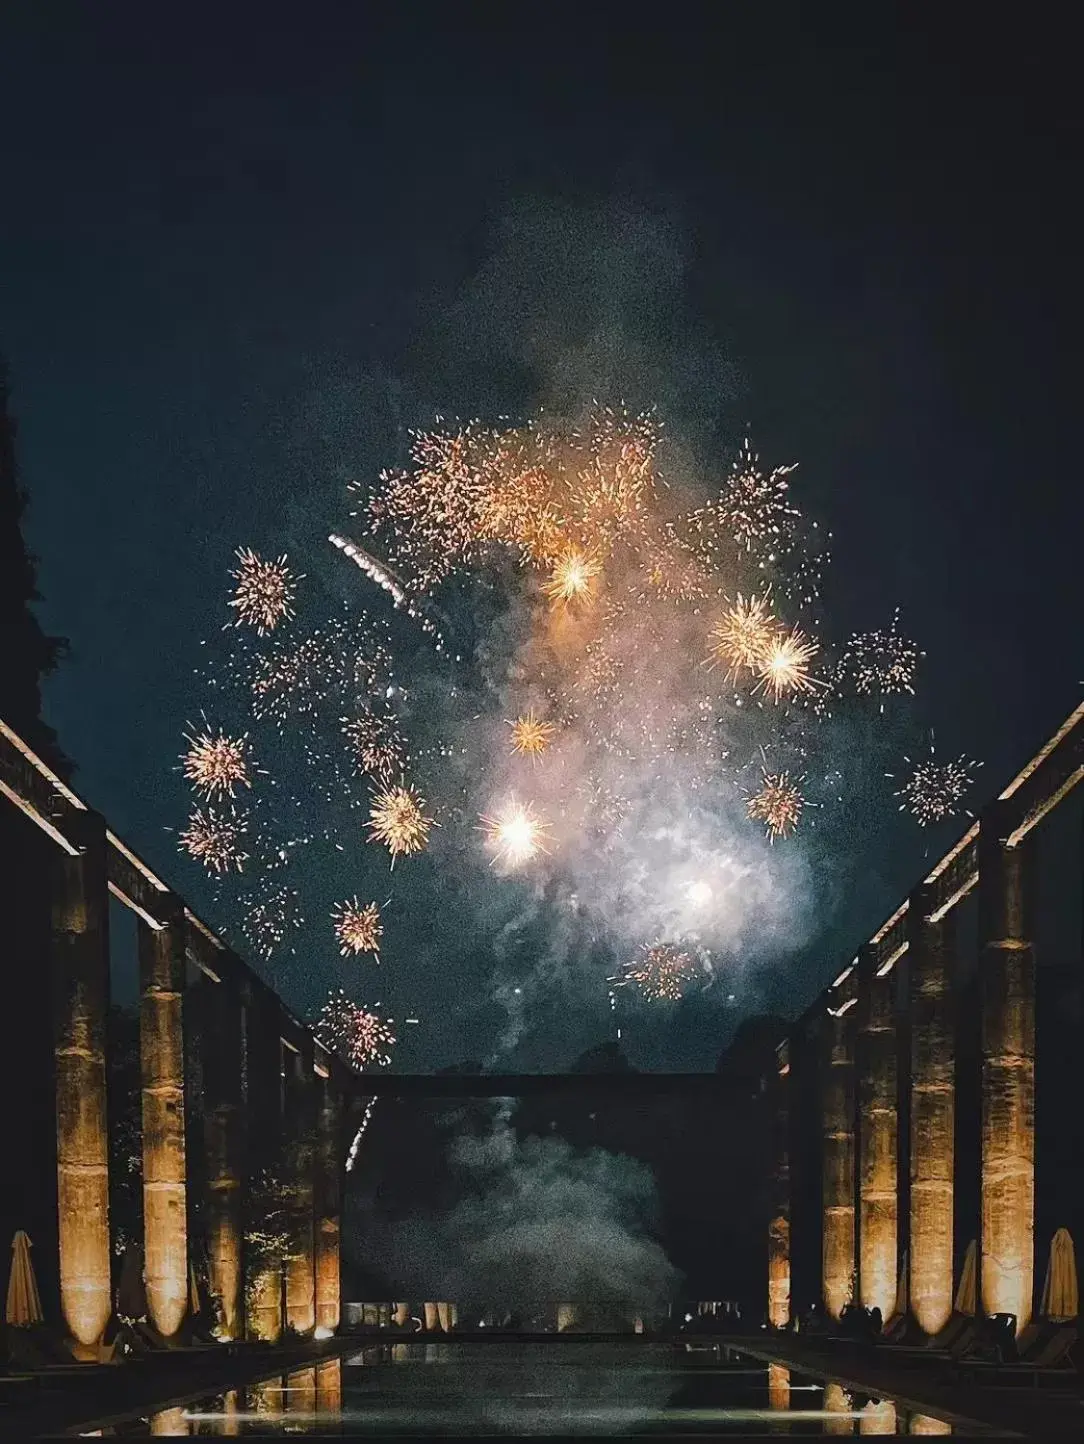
(857, 944, 898, 1321)
(767, 1039, 791, 1328)
(244, 991, 284, 1342)
(283, 1037, 316, 1335)
(50, 809, 112, 1350)
(314, 1068, 342, 1335)
(822, 979, 856, 1321)
(907, 886, 955, 1337)
(202, 982, 244, 1340)
(978, 805, 1035, 1332)
(139, 894, 188, 1340)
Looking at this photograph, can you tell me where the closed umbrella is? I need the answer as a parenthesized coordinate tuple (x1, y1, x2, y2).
(954, 1239, 978, 1316)
(1039, 1228, 1078, 1322)
(6, 1230, 43, 1326)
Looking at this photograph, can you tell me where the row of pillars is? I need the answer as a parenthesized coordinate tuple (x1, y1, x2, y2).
(769, 802, 1036, 1336)
(52, 811, 344, 1349)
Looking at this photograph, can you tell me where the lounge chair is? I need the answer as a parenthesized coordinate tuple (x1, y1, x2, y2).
(956, 1324, 1077, 1386)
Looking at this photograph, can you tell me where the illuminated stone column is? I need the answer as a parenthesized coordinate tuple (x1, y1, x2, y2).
(314, 1063, 342, 1334)
(978, 805, 1035, 1332)
(139, 894, 189, 1339)
(283, 1037, 316, 1335)
(51, 809, 112, 1349)
(822, 974, 857, 1321)
(767, 1039, 791, 1327)
(857, 944, 897, 1321)
(907, 886, 955, 1337)
(202, 982, 244, 1339)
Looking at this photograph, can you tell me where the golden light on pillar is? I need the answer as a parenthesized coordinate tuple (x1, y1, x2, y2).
(767, 1040, 791, 1328)
(139, 897, 189, 1340)
(823, 1381, 853, 1436)
(859, 1398, 897, 1435)
(314, 1070, 342, 1335)
(822, 978, 857, 1322)
(978, 809, 1035, 1333)
(908, 890, 955, 1337)
(244, 996, 284, 1344)
(203, 984, 244, 1340)
(283, 1041, 316, 1336)
(51, 812, 112, 1349)
(767, 1362, 790, 1412)
(857, 945, 898, 1321)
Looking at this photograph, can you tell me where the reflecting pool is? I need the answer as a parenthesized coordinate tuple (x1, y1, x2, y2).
(112, 1342, 981, 1435)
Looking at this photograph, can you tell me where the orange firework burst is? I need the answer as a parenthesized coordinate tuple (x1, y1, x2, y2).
(480, 799, 553, 869)
(614, 943, 697, 1002)
(507, 711, 555, 760)
(181, 725, 251, 797)
(754, 625, 819, 701)
(332, 898, 383, 957)
(746, 771, 804, 841)
(543, 546, 601, 607)
(708, 593, 777, 677)
(228, 547, 300, 635)
(366, 783, 434, 862)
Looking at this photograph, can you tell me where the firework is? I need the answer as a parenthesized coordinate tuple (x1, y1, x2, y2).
(746, 771, 804, 841)
(239, 881, 303, 959)
(316, 989, 395, 1069)
(480, 798, 553, 869)
(890, 744, 982, 827)
(342, 709, 407, 783)
(333, 898, 383, 957)
(614, 943, 697, 1002)
(690, 440, 800, 560)
(507, 711, 556, 760)
(181, 725, 251, 798)
(543, 546, 601, 607)
(227, 547, 300, 635)
(708, 593, 777, 677)
(754, 625, 820, 702)
(367, 783, 434, 861)
(179, 806, 248, 873)
(246, 611, 392, 729)
(840, 610, 923, 706)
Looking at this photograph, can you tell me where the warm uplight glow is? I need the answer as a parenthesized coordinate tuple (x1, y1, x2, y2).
(910, 910, 955, 1337)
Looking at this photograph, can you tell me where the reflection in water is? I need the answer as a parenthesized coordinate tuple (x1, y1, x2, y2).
(148, 1405, 188, 1435)
(860, 1398, 897, 1435)
(910, 1414, 953, 1436)
(219, 1388, 241, 1437)
(768, 1361, 790, 1411)
(246, 1375, 283, 1415)
(316, 1355, 342, 1413)
(823, 1380, 855, 1436)
(284, 1364, 317, 1421)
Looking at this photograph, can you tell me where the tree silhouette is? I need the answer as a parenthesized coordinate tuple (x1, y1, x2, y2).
(0, 359, 70, 773)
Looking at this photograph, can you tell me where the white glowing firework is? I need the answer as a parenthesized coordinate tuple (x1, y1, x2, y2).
(543, 546, 601, 606)
(841, 610, 923, 707)
(181, 725, 251, 797)
(708, 593, 777, 677)
(179, 806, 248, 873)
(227, 547, 300, 635)
(746, 771, 804, 841)
(754, 626, 820, 702)
(367, 783, 434, 861)
(480, 799, 553, 869)
(316, 989, 395, 1069)
(613, 943, 697, 1002)
(332, 898, 382, 958)
(889, 743, 982, 827)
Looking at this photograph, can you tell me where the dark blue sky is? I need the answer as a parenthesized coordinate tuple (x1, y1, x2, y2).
(1, 5, 1080, 1068)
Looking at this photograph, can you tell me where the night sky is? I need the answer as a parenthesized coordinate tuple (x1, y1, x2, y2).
(1, 6, 1080, 1071)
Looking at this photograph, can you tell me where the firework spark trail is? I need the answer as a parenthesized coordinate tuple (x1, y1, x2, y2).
(480, 799, 553, 869)
(333, 897, 383, 957)
(181, 724, 251, 797)
(316, 989, 396, 1069)
(507, 711, 556, 759)
(754, 626, 820, 702)
(228, 548, 300, 635)
(708, 593, 777, 677)
(543, 546, 602, 607)
(239, 879, 304, 959)
(841, 609, 924, 707)
(179, 805, 249, 873)
(612, 942, 697, 1002)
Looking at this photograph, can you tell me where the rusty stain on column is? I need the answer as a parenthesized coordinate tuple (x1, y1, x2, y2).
(822, 972, 856, 1321)
(314, 1063, 342, 1334)
(767, 1039, 791, 1327)
(908, 885, 955, 1337)
(978, 805, 1035, 1332)
(203, 982, 244, 1339)
(51, 809, 112, 1349)
(139, 893, 189, 1339)
(857, 943, 898, 1321)
(284, 1037, 316, 1335)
